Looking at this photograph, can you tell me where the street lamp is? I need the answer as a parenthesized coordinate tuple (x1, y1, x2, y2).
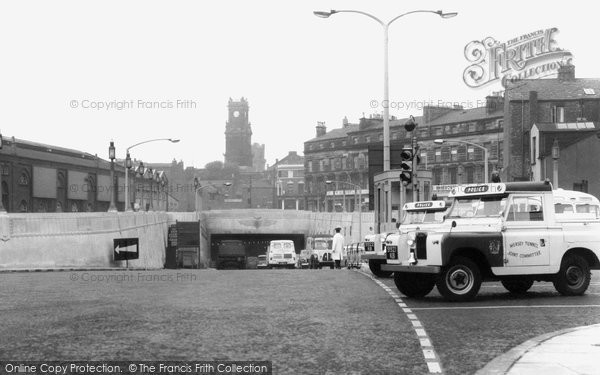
(434, 139, 488, 183)
(194, 178, 232, 211)
(124, 138, 179, 212)
(108, 141, 118, 212)
(552, 138, 560, 188)
(314, 9, 456, 172)
(326, 179, 364, 242)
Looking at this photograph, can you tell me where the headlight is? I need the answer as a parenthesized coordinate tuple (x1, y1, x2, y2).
(406, 232, 416, 247)
(407, 239, 415, 247)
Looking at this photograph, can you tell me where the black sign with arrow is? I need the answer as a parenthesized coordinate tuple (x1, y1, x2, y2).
(113, 238, 139, 261)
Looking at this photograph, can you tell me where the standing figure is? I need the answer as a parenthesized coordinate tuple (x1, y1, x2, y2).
(332, 226, 344, 269)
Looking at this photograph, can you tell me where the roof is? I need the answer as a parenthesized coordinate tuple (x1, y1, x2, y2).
(426, 106, 503, 126)
(506, 78, 600, 101)
(305, 124, 359, 143)
(533, 122, 599, 158)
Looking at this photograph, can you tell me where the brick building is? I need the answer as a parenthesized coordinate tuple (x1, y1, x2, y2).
(503, 64, 600, 182)
(304, 97, 504, 212)
(0, 136, 170, 212)
(269, 151, 305, 210)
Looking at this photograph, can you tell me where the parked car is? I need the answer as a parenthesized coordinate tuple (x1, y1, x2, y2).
(298, 249, 311, 269)
(256, 254, 268, 269)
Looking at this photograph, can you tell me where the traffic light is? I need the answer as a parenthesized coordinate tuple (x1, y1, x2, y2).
(400, 148, 414, 185)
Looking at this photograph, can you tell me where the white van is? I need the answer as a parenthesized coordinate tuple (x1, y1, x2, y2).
(266, 240, 297, 269)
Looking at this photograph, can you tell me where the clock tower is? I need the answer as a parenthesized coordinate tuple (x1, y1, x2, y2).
(225, 97, 253, 167)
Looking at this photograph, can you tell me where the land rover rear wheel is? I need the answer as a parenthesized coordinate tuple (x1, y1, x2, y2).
(368, 259, 393, 278)
(501, 279, 533, 294)
(394, 272, 436, 298)
(436, 256, 482, 302)
(553, 254, 591, 296)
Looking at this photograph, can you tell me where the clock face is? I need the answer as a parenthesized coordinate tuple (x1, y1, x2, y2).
(233, 110, 240, 118)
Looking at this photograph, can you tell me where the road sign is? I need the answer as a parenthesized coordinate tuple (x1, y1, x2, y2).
(113, 238, 139, 261)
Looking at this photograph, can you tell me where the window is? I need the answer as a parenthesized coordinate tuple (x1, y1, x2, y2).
(433, 169, 443, 185)
(449, 167, 457, 184)
(18, 172, 29, 186)
(551, 106, 565, 123)
(450, 147, 458, 161)
(297, 183, 304, 195)
(353, 137, 358, 144)
(468, 122, 476, 132)
(467, 147, 474, 160)
(366, 136, 371, 143)
(433, 126, 444, 136)
(392, 132, 398, 140)
(507, 195, 544, 221)
(330, 142, 335, 148)
(465, 167, 474, 183)
(308, 162, 313, 173)
(435, 148, 442, 163)
(319, 143, 324, 149)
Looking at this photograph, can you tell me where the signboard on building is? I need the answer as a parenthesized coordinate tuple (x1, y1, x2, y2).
(432, 184, 459, 198)
(113, 238, 139, 261)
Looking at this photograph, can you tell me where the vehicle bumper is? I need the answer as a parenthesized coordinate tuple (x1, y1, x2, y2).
(361, 253, 386, 260)
(381, 264, 441, 274)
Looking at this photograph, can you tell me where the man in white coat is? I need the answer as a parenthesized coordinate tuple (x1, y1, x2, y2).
(332, 226, 344, 269)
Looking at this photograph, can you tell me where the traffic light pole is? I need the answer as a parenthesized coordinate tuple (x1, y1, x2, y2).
(412, 135, 418, 202)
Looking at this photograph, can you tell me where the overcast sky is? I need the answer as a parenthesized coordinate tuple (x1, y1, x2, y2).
(1, 0, 598, 169)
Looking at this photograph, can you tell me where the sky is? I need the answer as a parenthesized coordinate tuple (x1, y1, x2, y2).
(1, 0, 599, 169)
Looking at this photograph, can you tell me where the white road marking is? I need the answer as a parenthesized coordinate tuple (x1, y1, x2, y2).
(411, 304, 600, 311)
(357, 270, 443, 374)
(427, 362, 442, 373)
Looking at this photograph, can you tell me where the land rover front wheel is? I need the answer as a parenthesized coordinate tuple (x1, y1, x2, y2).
(368, 259, 393, 278)
(436, 256, 482, 302)
(553, 254, 591, 296)
(394, 272, 435, 298)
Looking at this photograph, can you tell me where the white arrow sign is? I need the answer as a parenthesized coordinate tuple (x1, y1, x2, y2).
(115, 243, 137, 254)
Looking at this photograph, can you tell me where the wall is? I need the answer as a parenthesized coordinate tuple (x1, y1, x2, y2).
(0, 212, 174, 270)
(0, 209, 376, 270)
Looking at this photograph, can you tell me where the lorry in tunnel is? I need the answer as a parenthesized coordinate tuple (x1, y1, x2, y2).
(216, 240, 247, 270)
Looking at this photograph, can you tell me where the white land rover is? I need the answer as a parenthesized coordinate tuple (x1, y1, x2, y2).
(363, 232, 393, 277)
(385, 200, 452, 265)
(382, 181, 600, 302)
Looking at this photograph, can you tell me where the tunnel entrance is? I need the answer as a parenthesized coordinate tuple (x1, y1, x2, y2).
(210, 233, 306, 263)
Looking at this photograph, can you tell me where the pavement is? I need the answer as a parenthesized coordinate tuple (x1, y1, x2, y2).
(477, 323, 600, 375)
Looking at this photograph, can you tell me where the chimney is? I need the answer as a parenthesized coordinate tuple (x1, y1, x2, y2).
(557, 63, 575, 81)
(485, 95, 504, 114)
(288, 151, 297, 157)
(315, 121, 327, 137)
(342, 116, 349, 128)
(359, 117, 368, 131)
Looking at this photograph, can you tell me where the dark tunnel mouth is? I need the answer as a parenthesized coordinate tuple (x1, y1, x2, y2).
(210, 233, 306, 260)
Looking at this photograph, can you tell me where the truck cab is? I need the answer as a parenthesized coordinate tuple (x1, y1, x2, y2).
(308, 236, 335, 269)
(382, 182, 600, 301)
(217, 240, 246, 270)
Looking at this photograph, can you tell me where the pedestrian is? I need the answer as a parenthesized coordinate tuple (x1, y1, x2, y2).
(332, 226, 344, 269)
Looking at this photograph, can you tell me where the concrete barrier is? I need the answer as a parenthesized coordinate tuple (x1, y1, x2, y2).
(0, 209, 376, 270)
(0, 212, 171, 270)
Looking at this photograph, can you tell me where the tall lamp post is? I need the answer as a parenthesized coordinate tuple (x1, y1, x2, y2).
(552, 138, 560, 188)
(0, 131, 5, 213)
(314, 9, 457, 172)
(434, 139, 489, 183)
(193, 178, 232, 212)
(326, 180, 363, 242)
(108, 141, 118, 212)
(125, 138, 179, 212)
